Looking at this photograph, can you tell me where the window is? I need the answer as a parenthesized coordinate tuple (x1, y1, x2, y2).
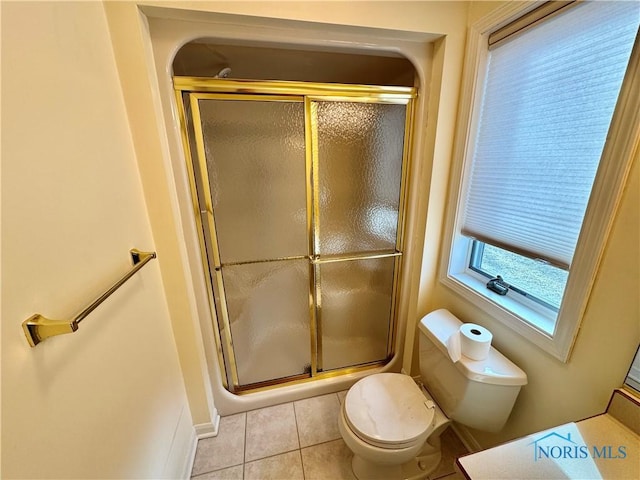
(442, 1, 639, 360)
(469, 241, 568, 312)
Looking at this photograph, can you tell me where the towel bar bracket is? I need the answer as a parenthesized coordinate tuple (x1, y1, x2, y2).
(22, 249, 157, 347)
(22, 315, 79, 348)
(131, 248, 153, 266)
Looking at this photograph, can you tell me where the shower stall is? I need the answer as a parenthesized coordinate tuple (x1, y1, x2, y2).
(175, 77, 416, 393)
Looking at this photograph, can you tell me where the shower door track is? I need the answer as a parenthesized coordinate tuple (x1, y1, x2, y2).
(174, 78, 416, 393)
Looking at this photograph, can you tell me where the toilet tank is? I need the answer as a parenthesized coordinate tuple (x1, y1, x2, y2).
(418, 309, 527, 433)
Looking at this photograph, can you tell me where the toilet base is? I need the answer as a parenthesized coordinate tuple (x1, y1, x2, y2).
(351, 447, 442, 480)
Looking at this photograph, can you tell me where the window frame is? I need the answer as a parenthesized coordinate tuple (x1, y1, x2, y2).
(468, 240, 563, 313)
(439, 1, 640, 362)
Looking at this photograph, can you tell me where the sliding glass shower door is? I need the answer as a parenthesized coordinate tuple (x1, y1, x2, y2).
(175, 79, 415, 392)
(312, 100, 407, 372)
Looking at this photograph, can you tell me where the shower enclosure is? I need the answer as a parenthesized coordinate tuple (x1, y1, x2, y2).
(174, 78, 416, 392)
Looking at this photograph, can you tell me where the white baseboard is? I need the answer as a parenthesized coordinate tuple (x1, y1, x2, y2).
(184, 410, 221, 478)
(163, 405, 199, 480)
(180, 430, 198, 480)
(194, 409, 221, 439)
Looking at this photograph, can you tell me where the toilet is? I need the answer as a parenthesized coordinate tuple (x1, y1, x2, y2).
(338, 309, 527, 480)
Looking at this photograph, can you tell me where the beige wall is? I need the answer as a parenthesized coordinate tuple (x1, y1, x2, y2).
(1, 2, 193, 478)
(142, 0, 469, 33)
(421, 1, 640, 448)
(5, 1, 631, 475)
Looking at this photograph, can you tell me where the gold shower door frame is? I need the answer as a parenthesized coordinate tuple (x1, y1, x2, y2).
(174, 78, 416, 393)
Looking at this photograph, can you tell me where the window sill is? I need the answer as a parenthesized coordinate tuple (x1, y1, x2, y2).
(441, 270, 563, 357)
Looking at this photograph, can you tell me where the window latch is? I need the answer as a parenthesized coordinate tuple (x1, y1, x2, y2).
(487, 275, 509, 295)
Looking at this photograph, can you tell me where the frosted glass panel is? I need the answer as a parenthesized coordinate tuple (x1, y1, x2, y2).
(199, 99, 307, 263)
(223, 259, 311, 386)
(320, 257, 395, 371)
(315, 101, 406, 255)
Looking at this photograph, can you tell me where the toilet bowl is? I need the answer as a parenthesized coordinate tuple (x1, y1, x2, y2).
(339, 309, 528, 480)
(338, 373, 450, 480)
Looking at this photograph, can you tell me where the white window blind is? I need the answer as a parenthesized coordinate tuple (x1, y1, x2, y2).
(461, 1, 639, 269)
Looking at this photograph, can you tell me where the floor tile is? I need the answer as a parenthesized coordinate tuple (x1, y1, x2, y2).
(189, 392, 470, 480)
(191, 413, 246, 476)
(430, 427, 469, 479)
(245, 402, 300, 462)
(192, 464, 243, 480)
(244, 450, 304, 480)
(294, 393, 342, 447)
(301, 439, 356, 480)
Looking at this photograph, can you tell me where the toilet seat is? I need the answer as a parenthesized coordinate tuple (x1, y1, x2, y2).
(344, 373, 435, 450)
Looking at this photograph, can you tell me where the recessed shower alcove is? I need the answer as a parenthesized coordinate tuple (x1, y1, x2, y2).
(173, 40, 418, 393)
(145, 9, 437, 416)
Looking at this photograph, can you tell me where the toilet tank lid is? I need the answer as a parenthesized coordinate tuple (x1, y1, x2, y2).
(419, 309, 527, 386)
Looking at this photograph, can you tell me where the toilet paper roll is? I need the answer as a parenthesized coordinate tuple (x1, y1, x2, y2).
(460, 323, 493, 360)
(446, 323, 493, 362)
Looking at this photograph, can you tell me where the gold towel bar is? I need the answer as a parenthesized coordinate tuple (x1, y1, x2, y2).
(22, 249, 157, 347)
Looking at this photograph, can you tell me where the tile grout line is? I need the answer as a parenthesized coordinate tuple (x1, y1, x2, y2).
(298, 449, 306, 480)
(291, 401, 306, 479)
(242, 435, 343, 466)
(292, 401, 302, 449)
(242, 403, 308, 477)
(243, 412, 248, 479)
(244, 446, 303, 464)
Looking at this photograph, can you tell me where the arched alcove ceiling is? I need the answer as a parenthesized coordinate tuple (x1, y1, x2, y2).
(173, 41, 416, 86)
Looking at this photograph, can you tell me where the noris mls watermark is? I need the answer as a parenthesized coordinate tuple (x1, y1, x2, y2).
(528, 431, 627, 462)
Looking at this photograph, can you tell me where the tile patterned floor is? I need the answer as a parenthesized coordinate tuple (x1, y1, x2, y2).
(191, 391, 468, 480)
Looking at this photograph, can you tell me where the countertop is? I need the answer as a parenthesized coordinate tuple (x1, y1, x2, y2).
(457, 413, 639, 479)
